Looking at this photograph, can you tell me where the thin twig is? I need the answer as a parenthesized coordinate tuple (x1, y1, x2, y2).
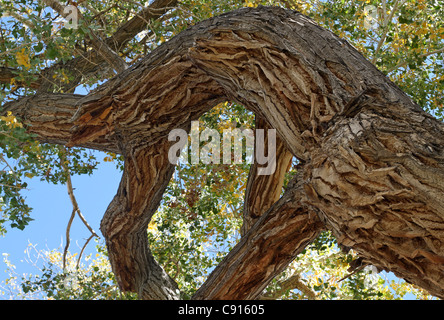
(59, 146, 98, 271)
(387, 47, 444, 74)
(371, 0, 408, 64)
(63, 208, 76, 270)
(0, 154, 21, 185)
(76, 210, 98, 238)
(91, 284, 118, 300)
(2, 10, 36, 29)
(338, 264, 367, 282)
(42, 0, 128, 73)
(259, 273, 317, 300)
(76, 233, 95, 269)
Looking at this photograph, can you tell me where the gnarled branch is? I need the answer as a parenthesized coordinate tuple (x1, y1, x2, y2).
(5, 6, 444, 300)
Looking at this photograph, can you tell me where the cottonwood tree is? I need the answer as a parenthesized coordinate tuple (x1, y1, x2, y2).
(1, 1, 444, 299)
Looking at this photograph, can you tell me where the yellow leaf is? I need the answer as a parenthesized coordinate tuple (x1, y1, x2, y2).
(0, 111, 23, 128)
(0, 110, 12, 121)
(16, 48, 31, 69)
(9, 78, 17, 92)
(148, 220, 157, 232)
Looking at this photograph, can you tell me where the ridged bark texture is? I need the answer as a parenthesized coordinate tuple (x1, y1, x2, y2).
(4, 6, 444, 299)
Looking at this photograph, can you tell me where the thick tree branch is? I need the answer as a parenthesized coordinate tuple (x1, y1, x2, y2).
(100, 141, 180, 299)
(73, 7, 444, 299)
(193, 176, 324, 300)
(241, 116, 293, 236)
(4, 6, 444, 300)
(3, 0, 178, 92)
(3, 93, 120, 153)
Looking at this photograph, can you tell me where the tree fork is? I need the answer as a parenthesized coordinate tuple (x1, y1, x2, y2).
(4, 6, 444, 299)
(193, 174, 324, 299)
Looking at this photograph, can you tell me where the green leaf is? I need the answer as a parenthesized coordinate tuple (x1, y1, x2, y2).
(46, 45, 58, 60)
(34, 42, 44, 53)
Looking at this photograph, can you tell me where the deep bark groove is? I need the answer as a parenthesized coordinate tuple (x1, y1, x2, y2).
(4, 6, 444, 299)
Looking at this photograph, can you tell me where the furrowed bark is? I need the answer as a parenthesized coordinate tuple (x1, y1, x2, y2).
(3, 93, 120, 154)
(193, 175, 324, 300)
(109, 0, 179, 52)
(100, 141, 180, 299)
(241, 116, 293, 236)
(305, 93, 444, 298)
(5, 6, 444, 299)
(66, 7, 444, 299)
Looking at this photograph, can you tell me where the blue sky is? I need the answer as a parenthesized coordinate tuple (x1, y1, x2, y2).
(0, 151, 122, 298)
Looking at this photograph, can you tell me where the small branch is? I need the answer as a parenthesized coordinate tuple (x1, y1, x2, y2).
(83, 3, 114, 29)
(59, 146, 98, 271)
(259, 273, 317, 300)
(387, 47, 444, 74)
(381, 0, 387, 24)
(0, 154, 21, 185)
(338, 265, 367, 282)
(0, 38, 49, 58)
(33, 0, 177, 92)
(2, 10, 36, 29)
(109, 0, 178, 51)
(42, 0, 128, 73)
(91, 284, 118, 300)
(371, 0, 408, 64)
(63, 208, 76, 271)
(0, 183, 28, 189)
(76, 233, 95, 269)
(76, 209, 98, 238)
(0, 67, 41, 89)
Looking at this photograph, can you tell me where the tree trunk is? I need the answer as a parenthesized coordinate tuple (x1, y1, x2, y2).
(4, 6, 444, 299)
